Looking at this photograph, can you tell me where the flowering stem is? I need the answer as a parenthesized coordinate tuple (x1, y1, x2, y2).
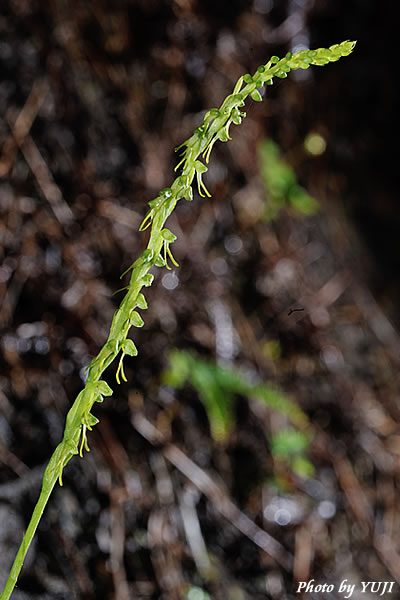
(0, 40, 355, 599)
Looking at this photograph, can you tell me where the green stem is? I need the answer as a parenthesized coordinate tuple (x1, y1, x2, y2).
(0, 473, 57, 600)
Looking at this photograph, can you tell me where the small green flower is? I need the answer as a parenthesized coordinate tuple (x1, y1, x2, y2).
(116, 339, 138, 385)
(194, 160, 211, 197)
(161, 228, 179, 269)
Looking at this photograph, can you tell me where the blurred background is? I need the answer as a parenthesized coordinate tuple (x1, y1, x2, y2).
(1, 1, 400, 599)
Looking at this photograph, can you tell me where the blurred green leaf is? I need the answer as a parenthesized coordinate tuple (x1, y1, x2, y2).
(191, 362, 233, 441)
(270, 429, 309, 457)
(291, 455, 315, 478)
(163, 349, 191, 388)
(288, 184, 319, 215)
(163, 350, 308, 440)
(258, 139, 318, 221)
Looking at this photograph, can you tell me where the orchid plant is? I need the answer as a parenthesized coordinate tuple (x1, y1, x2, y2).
(0, 40, 356, 600)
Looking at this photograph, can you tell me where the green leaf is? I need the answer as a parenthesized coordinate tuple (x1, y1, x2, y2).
(164, 350, 308, 442)
(291, 455, 315, 478)
(270, 429, 309, 458)
(258, 138, 319, 222)
(253, 384, 307, 427)
(163, 350, 190, 388)
(192, 364, 233, 441)
(288, 185, 318, 215)
(213, 364, 250, 395)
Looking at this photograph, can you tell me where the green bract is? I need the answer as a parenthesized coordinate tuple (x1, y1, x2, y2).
(136, 292, 148, 310)
(129, 311, 145, 328)
(0, 40, 356, 600)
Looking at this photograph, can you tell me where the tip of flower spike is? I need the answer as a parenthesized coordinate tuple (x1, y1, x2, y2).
(338, 40, 357, 55)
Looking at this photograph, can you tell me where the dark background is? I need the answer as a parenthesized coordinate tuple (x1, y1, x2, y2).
(1, 1, 400, 599)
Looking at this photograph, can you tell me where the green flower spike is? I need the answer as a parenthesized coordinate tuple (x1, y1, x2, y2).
(0, 41, 356, 600)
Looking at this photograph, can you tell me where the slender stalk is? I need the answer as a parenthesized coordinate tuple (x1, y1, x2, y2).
(0, 40, 355, 599)
(0, 475, 57, 600)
